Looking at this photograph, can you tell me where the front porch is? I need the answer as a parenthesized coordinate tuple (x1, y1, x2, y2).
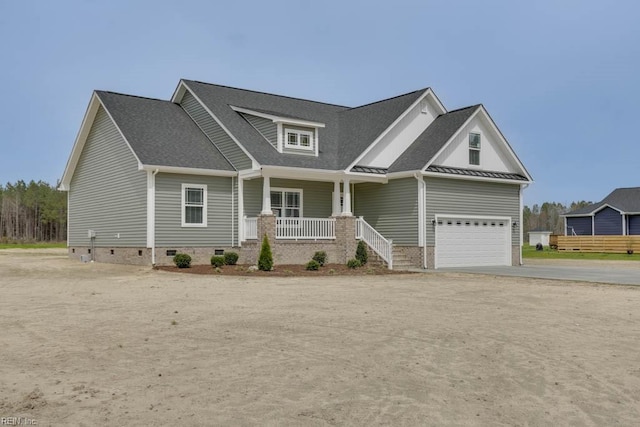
(241, 214, 394, 268)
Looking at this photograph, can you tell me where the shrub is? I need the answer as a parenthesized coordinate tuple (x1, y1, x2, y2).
(355, 240, 368, 265)
(306, 259, 320, 271)
(210, 255, 225, 268)
(347, 258, 362, 269)
(224, 251, 239, 265)
(258, 234, 273, 271)
(312, 251, 327, 266)
(173, 253, 192, 268)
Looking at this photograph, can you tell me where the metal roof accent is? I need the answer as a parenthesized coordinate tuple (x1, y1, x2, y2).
(350, 165, 388, 174)
(426, 165, 528, 181)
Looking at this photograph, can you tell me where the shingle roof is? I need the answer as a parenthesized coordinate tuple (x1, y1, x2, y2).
(565, 187, 640, 215)
(96, 91, 234, 171)
(387, 105, 480, 172)
(183, 80, 426, 170)
(425, 165, 528, 181)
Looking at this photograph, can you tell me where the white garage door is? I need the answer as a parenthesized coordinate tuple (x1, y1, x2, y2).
(435, 216, 511, 268)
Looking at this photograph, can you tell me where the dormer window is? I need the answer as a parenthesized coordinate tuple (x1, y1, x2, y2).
(469, 133, 481, 166)
(285, 128, 313, 150)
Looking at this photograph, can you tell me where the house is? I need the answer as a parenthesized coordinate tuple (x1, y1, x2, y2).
(563, 187, 640, 236)
(59, 79, 532, 269)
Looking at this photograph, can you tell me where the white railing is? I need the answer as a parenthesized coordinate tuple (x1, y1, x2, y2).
(355, 216, 393, 269)
(276, 217, 336, 240)
(244, 216, 257, 240)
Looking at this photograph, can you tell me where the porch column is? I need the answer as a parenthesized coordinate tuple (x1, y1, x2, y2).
(261, 174, 272, 215)
(341, 178, 352, 216)
(332, 181, 341, 216)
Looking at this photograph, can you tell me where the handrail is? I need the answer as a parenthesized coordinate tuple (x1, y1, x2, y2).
(355, 216, 393, 269)
(276, 217, 336, 240)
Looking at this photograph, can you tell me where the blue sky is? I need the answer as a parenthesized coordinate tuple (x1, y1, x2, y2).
(1, 0, 638, 207)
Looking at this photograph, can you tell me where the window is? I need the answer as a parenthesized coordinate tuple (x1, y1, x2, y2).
(285, 128, 313, 150)
(182, 184, 207, 227)
(469, 132, 481, 166)
(270, 189, 302, 218)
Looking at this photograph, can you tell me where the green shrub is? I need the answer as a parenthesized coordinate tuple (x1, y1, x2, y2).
(355, 240, 368, 265)
(224, 252, 239, 265)
(173, 253, 192, 268)
(312, 251, 327, 266)
(210, 255, 225, 268)
(347, 258, 362, 269)
(306, 259, 320, 271)
(258, 234, 273, 271)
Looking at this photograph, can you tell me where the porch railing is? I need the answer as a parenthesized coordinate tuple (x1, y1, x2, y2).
(276, 217, 336, 240)
(243, 216, 257, 240)
(355, 216, 393, 269)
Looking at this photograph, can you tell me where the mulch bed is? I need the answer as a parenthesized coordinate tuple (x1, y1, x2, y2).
(154, 263, 413, 276)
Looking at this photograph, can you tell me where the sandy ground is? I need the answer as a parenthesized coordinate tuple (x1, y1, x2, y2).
(1, 249, 639, 426)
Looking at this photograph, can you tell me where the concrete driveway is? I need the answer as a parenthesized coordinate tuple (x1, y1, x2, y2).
(441, 259, 640, 286)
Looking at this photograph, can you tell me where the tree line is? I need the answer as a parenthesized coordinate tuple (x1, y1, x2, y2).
(523, 201, 592, 236)
(0, 180, 67, 242)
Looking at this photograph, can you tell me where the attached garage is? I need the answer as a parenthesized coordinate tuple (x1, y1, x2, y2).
(435, 215, 511, 268)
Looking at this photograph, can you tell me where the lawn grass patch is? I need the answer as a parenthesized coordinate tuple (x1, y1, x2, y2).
(0, 242, 67, 249)
(522, 245, 640, 261)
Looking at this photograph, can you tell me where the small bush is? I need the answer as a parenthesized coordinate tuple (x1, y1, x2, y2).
(306, 259, 321, 271)
(355, 240, 368, 265)
(210, 255, 225, 267)
(258, 234, 273, 271)
(347, 258, 362, 269)
(173, 253, 192, 268)
(224, 251, 239, 265)
(312, 251, 327, 266)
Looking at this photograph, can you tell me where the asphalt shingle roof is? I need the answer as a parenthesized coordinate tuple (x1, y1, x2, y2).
(184, 80, 426, 170)
(96, 91, 234, 171)
(565, 187, 640, 215)
(388, 105, 480, 172)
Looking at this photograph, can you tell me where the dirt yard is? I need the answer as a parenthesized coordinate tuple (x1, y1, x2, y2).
(1, 249, 639, 426)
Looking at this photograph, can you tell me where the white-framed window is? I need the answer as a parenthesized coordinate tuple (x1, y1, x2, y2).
(285, 128, 313, 151)
(181, 184, 207, 227)
(469, 132, 481, 166)
(270, 188, 302, 218)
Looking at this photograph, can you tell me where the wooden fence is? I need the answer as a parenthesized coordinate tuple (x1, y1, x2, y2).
(557, 236, 640, 253)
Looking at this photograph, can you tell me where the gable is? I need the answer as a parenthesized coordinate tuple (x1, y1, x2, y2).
(430, 109, 525, 175)
(346, 90, 445, 169)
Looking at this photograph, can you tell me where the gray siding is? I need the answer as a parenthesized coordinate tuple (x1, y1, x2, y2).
(354, 178, 418, 245)
(425, 178, 520, 245)
(566, 217, 592, 236)
(241, 113, 277, 148)
(242, 178, 333, 218)
(594, 207, 622, 235)
(155, 173, 236, 246)
(68, 106, 147, 247)
(180, 91, 252, 170)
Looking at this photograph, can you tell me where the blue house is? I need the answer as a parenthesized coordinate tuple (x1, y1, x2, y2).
(563, 187, 640, 236)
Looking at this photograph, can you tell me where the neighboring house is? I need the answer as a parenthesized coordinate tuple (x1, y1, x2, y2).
(59, 79, 532, 269)
(563, 187, 640, 236)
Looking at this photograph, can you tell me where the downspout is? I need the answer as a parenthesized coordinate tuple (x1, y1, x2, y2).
(238, 175, 244, 247)
(519, 183, 529, 266)
(415, 172, 427, 269)
(149, 169, 159, 265)
(231, 176, 235, 247)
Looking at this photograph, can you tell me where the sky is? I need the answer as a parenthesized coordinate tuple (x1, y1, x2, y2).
(1, 0, 639, 207)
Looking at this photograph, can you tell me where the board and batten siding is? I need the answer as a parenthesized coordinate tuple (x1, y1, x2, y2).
(242, 178, 333, 218)
(566, 217, 592, 236)
(594, 207, 622, 235)
(425, 178, 520, 245)
(68, 106, 147, 247)
(241, 113, 277, 148)
(354, 178, 418, 245)
(155, 173, 236, 247)
(629, 215, 640, 235)
(180, 91, 252, 170)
